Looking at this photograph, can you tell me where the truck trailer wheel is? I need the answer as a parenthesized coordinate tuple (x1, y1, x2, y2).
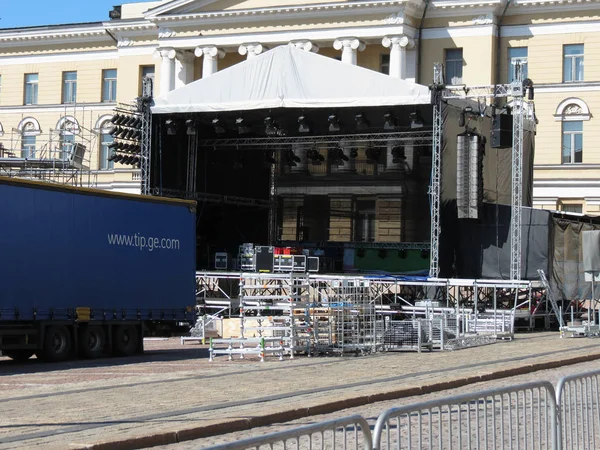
(113, 325, 139, 356)
(79, 326, 106, 359)
(3, 350, 35, 362)
(40, 325, 72, 362)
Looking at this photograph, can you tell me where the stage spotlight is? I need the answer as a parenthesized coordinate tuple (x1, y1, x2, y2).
(391, 146, 406, 163)
(283, 149, 301, 166)
(328, 114, 340, 132)
(330, 146, 349, 165)
(350, 148, 358, 158)
(383, 113, 397, 131)
(212, 118, 226, 134)
(186, 119, 196, 136)
(264, 116, 279, 136)
(355, 113, 369, 131)
(165, 119, 177, 135)
(410, 111, 424, 129)
(108, 141, 119, 150)
(236, 117, 252, 135)
(378, 249, 387, 259)
(365, 147, 381, 163)
(298, 115, 311, 133)
(233, 157, 243, 169)
(307, 149, 324, 165)
(398, 249, 407, 259)
(420, 249, 430, 259)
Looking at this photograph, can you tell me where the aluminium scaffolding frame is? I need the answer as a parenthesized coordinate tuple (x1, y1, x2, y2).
(428, 63, 533, 280)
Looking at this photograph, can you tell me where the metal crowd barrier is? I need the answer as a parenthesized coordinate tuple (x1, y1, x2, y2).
(201, 415, 373, 450)
(372, 381, 557, 450)
(204, 369, 600, 450)
(556, 368, 600, 450)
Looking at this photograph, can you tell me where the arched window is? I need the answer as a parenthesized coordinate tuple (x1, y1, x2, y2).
(0, 121, 4, 137)
(96, 116, 114, 170)
(56, 116, 80, 160)
(555, 98, 591, 165)
(17, 117, 41, 159)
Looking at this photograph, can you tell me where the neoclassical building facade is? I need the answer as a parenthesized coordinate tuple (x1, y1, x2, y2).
(0, 0, 599, 212)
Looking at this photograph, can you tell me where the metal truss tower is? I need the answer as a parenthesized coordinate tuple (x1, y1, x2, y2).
(428, 63, 444, 278)
(429, 65, 530, 280)
(140, 77, 153, 196)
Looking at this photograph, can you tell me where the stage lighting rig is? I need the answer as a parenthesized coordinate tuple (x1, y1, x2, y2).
(330, 146, 349, 165)
(410, 111, 424, 129)
(212, 118, 227, 134)
(108, 108, 143, 168)
(283, 149, 301, 167)
(186, 119, 197, 136)
(264, 116, 279, 136)
(307, 148, 324, 165)
(236, 117, 252, 135)
(165, 119, 178, 135)
(383, 113, 397, 130)
(350, 148, 359, 158)
(355, 113, 369, 131)
(328, 114, 341, 132)
(298, 115, 311, 133)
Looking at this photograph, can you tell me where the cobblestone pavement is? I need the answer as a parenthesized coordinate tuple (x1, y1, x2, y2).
(0, 332, 599, 450)
(151, 359, 600, 450)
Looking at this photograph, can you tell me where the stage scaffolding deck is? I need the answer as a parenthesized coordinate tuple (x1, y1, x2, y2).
(195, 271, 550, 360)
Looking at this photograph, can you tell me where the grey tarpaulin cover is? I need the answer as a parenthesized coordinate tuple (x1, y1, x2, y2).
(582, 230, 600, 273)
(152, 45, 432, 114)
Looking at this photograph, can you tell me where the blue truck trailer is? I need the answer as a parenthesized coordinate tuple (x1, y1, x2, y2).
(0, 176, 197, 362)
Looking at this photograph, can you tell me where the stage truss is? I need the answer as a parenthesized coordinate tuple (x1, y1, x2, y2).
(429, 63, 534, 280)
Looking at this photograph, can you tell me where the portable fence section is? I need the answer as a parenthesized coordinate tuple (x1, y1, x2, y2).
(202, 415, 373, 450)
(556, 369, 600, 450)
(372, 381, 558, 450)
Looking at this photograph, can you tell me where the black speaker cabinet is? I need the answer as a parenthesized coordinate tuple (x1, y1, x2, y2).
(255, 246, 274, 273)
(490, 114, 513, 148)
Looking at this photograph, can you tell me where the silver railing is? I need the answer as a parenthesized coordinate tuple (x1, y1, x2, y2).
(556, 368, 600, 450)
(201, 415, 373, 450)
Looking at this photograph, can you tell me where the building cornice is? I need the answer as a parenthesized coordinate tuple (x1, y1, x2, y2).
(148, 0, 423, 25)
(0, 23, 112, 47)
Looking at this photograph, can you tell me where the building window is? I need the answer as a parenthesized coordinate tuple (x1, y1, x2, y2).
(100, 132, 114, 170)
(562, 121, 583, 164)
(24, 73, 39, 105)
(354, 200, 376, 242)
(21, 135, 36, 158)
(102, 69, 117, 102)
(562, 203, 583, 214)
(60, 134, 75, 160)
(62, 71, 77, 104)
(508, 47, 528, 83)
(0, 74, 2, 102)
(564, 44, 584, 82)
(380, 54, 390, 75)
(444, 49, 463, 85)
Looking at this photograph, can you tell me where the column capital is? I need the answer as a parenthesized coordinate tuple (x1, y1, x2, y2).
(175, 49, 195, 64)
(333, 37, 366, 52)
(382, 35, 415, 49)
(289, 40, 319, 53)
(238, 43, 268, 58)
(194, 45, 226, 59)
(153, 47, 176, 60)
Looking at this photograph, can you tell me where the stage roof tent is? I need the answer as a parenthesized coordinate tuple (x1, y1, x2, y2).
(151, 45, 432, 114)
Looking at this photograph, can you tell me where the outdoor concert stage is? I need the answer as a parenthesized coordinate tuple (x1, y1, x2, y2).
(148, 45, 543, 283)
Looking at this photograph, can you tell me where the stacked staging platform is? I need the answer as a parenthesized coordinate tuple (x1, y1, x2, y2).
(200, 272, 542, 360)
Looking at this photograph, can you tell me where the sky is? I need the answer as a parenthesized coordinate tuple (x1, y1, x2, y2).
(0, 0, 159, 29)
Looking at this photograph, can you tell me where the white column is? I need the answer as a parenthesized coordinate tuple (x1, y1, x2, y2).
(174, 50, 195, 89)
(289, 40, 319, 53)
(154, 48, 176, 96)
(333, 38, 365, 65)
(194, 46, 225, 78)
(238, 43, 268, 59)
(382, 35, 415, 79)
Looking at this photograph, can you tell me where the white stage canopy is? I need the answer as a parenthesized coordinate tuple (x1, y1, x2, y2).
(152, 45, 432, 114)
